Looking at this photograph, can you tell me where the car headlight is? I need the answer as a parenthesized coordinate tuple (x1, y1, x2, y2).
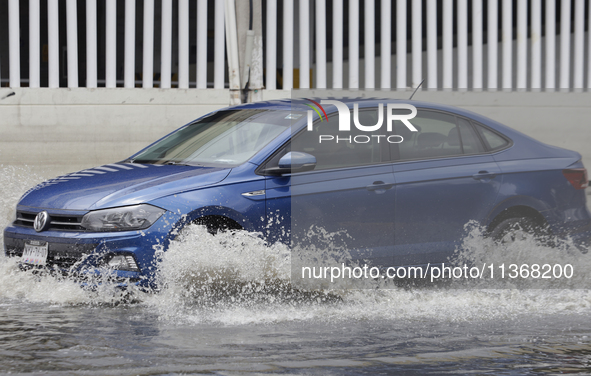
(81, 204, 165, 232)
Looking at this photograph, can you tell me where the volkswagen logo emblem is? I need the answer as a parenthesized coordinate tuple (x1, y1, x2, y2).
(34, 211, 50, 232)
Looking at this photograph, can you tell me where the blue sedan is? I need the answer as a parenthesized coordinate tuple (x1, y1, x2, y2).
(3, 99, 591, 288)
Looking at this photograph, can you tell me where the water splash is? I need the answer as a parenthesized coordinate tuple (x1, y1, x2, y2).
(148, 225, 340, 321)
(450, 220, 591, 289)
(144, 223, 591, 325)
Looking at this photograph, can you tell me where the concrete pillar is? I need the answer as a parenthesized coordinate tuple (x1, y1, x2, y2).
(235, 0, 263, 102)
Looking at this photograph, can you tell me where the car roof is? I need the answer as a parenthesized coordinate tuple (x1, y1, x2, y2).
(225, 98, 487, 121)
(222, 98, 517, 135)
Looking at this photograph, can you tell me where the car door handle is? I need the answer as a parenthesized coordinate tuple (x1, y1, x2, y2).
(472, 171, 497, 180)
(366, 181, 394, 191)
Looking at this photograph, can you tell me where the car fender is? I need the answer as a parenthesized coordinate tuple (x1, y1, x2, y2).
(149, 179, 267, 236)
(485, 194, 552, 229)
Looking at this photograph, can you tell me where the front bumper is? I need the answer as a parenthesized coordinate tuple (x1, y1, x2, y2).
(3, 211, 179, 288)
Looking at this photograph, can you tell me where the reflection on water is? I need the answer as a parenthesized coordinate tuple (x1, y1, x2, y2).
(2, 165, 591, 375)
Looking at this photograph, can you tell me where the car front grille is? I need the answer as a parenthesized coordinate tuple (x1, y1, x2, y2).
(14, 211, 86, 231)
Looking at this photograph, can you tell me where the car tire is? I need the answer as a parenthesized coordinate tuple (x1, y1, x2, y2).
(489, 217, 543, 245)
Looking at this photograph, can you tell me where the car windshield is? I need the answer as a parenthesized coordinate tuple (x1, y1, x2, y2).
(130, 109, 298, 166)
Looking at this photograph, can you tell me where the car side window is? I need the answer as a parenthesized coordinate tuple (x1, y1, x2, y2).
(394, 110, 459, 160)
(392, 110, 487, 161)
(289, 109, 385, 170)
(475, 123, 510, 151)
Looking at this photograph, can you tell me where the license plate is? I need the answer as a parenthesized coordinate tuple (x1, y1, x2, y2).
(22, 241, 48, 266)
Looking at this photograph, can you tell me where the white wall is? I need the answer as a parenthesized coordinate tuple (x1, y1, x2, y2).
(0, 88, 230, 169)
(1, 88, 590, 172)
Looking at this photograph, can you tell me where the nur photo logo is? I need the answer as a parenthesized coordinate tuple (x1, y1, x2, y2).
(304, 99, 419, 144)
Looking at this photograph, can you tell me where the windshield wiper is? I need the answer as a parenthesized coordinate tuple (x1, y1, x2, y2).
(163, 161, 203, 167)
(122, 159, 203, 167)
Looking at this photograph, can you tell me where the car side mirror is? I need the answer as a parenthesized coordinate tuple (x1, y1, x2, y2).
(263, 151, 317, 175)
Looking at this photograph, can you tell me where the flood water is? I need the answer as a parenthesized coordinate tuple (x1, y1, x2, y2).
(2, 165, 591, 375)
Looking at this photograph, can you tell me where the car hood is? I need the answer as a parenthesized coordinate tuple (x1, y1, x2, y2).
(18, 163, 231, 211)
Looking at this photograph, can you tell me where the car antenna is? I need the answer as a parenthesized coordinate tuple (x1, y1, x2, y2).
(1, 92, 15, 100)
(408, 79, 425, 100)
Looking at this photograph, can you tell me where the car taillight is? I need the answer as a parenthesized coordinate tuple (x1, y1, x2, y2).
(563, 168, 589, 190)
